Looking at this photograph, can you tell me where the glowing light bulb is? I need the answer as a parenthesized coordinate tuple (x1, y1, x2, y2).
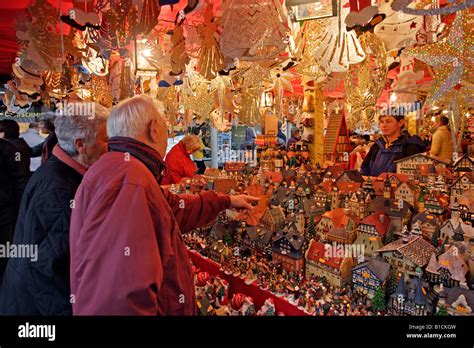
(390, 93, 397, 102)
(142, 48, 152, 57)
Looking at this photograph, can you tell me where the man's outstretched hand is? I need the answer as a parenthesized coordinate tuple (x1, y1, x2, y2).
(229, 195, 261, 210)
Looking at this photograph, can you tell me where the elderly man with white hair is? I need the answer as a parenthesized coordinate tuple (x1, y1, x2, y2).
(0, 104, 109, 315)
(70, 95, 259, 315)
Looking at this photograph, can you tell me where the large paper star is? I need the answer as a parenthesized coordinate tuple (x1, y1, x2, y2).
(405, 9, 473, 107)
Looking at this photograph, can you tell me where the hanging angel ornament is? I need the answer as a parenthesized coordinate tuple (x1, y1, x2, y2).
(195, 3, 224, 80)
(170, 24, 191, 76)
(235, 61, 273, 90)
(374, 1, 423, 52)
(344, 32, 388, 131)
(390, 52, 424, 103)
(210, 74, 233, 113)
(161, 86, 180, 131)
(236, 88, 262, 126)
(209, 108, 231, 132)
(183, 59, 205, 91)
(183, 80, 215, 119)
(270, 68, 295, 115)
(219, 0, 289, 66)
(293, 19, 330, 81)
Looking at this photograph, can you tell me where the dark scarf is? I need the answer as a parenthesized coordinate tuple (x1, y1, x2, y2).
(108, 136, 166, 183)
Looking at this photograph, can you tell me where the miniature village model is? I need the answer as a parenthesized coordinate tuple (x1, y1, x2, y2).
(180, 143, 474, 316)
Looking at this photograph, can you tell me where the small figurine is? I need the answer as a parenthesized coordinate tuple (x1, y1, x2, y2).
(257, 298, 276, 316)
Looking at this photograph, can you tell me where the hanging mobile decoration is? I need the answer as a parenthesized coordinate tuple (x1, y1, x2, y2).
(312, 0, 366, 74)
(16, 0, 64, 72)
(219, 0, 289, 65)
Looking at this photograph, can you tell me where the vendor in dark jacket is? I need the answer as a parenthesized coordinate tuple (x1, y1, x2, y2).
(0, 138, 21, 281)
(0, 120, 32, 206)
(0, 105, 108, 315)
(361, 113, 426, 177)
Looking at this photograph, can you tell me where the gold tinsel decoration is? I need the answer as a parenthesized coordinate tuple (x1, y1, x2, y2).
(293, 19, 329, 80)
(183, 81, 215, 119)
(344, 32, 387, 131)
(235, 88, 262, 126)
(76, 76, 113, 107)
(405, 9, 473, 107)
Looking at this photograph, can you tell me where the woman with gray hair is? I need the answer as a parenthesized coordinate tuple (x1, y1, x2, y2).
(0, 103, 109, 315)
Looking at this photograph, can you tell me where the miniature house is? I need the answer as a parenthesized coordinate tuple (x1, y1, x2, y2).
(261, 206, 286, 231)
(376, 236, 436, 280)
(323, 111, 350, 168)
(272, 231, 306, 273)
(368, 197, 412, 237)
(450, 173, 474, 207)
(351, 256, 390, 298)
(438, 287, 474, 316)
(426, 246, 469, 288)
(395, 153, 448, 177)
(354, 211, 391, 257)
(390, 275, 432, 316)
(439, 217, 474, 243)
(411, 213, 440, 241)
(315, 208, 358, 242)
(394, 182, 417, 208)
(452, 154, 474, 173)
(305, 240, 355, 288)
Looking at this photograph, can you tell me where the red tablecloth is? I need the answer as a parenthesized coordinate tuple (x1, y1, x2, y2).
(188, 251, 308, 316)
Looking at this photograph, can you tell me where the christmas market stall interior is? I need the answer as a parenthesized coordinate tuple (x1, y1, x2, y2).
(0, 0, 473, 318)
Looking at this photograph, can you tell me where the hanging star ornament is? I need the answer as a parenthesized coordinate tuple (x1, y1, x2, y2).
(405, 9, 473, 107)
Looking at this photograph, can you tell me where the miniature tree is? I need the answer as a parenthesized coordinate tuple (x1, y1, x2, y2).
(371, 287, 386, 312)
(308, 216, 315, 239)
(385, 227, 394, 244)
(223, 233, 233, 247)
(435, 304, 449, 316)
(439, 237, 449, 254)
(431, 233, 439, 248)
(387, 270, 398, 295)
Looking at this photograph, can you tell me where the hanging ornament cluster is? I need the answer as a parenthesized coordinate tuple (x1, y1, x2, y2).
(405, 9, 473, 107)
(344, 32, 388, 131)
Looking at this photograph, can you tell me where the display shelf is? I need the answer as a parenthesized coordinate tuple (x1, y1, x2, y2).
(188, 250, 309, 316)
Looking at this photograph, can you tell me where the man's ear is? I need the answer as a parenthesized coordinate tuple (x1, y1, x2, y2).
(149, 118, 160, 143)
(74, 138, 87, 155)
